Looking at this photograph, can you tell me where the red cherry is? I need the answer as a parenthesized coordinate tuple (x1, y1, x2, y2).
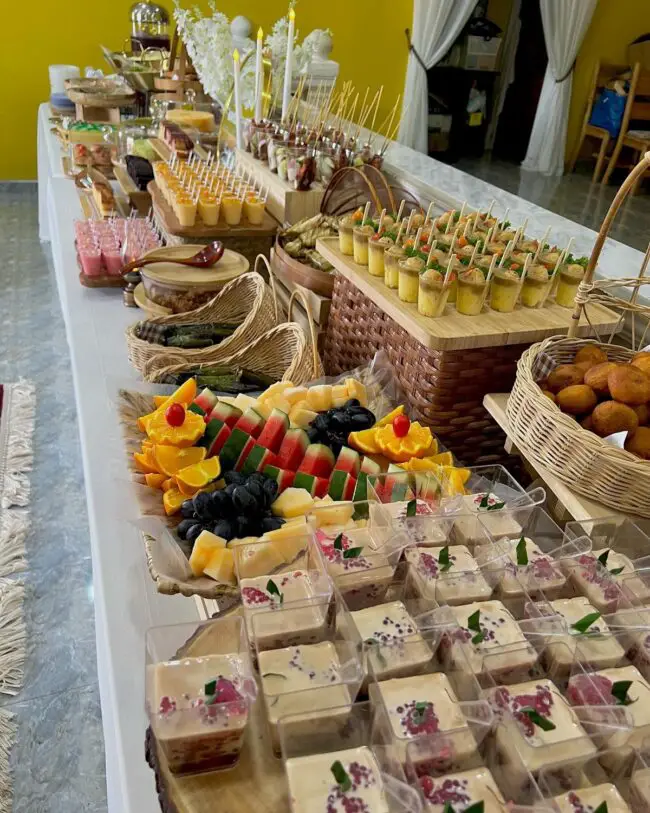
(165, 403, 186, 427)
(393, 414, 410, 437)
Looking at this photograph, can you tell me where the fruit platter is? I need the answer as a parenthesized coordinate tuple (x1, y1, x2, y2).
(120, 371, 474, 599)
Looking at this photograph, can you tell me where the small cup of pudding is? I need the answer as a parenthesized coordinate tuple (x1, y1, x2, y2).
(353, 224, 376, 266)
(221, 194, 243, 226)
(416, 766, 509, 813)
(456, 268, 487, 316)
(490, 267, 521, 313)
(398, 256, 425, 303)
(338, 215, 356, 256)
(521, 264, 551, 308)
(198, 192, 220, 226)
(368, 235, 393, 277)
(418, 269, 447, 317)
(145, 615, 257, 775)
(384, 245, 406, 289)
(174, 194, 197, 228)
(555, 263, 586, 309)
(243, 195, 265, 226)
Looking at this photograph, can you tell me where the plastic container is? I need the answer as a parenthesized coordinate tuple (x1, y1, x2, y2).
(418, 269, 447, 317)
(368, 237, 390, 277)
(243, 195, 265, 226)
(490, 268, 521, 313)
(353, 225, 375, 266)
(456, 269, 487, 315)
(555, 264, 586, 309)
(221, 194, 243, 226)
(338, 217, 355, 256)
(384, 245, 405, 289)
(520, 265, 551, 308)
(398, 257, 425, 303)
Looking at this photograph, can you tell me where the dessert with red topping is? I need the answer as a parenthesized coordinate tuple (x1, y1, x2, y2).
(405, 545, 492, 605)
(565, 549, 634, 612)
(550, 783, 631, 813)
(452, 493, 522, 547)
(419, 766, 508, 813)
(285, 746, 390, 812)
(543, 597, 625, 671)
(479, 536, 566, 600)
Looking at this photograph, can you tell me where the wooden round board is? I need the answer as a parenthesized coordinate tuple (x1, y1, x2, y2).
(133, 283, 172, 317)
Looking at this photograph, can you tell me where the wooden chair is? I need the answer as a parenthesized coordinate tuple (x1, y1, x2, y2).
(569, 60, 632, 182)
(602, 62, 650, 190)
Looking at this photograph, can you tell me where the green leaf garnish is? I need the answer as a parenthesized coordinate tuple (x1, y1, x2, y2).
(443, 804, 455, 813)
(467, 609, 485, 644)
(343, 547, 363, 559)
(479, 494, 489, 509)
(266, 579, 283, 604)
(598, 550, 610, 567)
(331, 760, 352, 792)
(438, 546, 452, 572)
(520, 707, 556, 731)
(406, 499, 417, 517)
(612, 680, 635, 706)
(610, 566, 624, 576)
(465, 805, 485, 813)
(333, 533, 343, 551)
(487, 501, 505, 511)
(516, 537, 528, 566)
(571, 612, 601, 634)
(204, 679, 216, 696)
(593, 804, 607, 813)
(412, 700, 429, 725)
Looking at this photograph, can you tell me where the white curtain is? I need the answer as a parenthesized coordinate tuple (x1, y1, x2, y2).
(398, 0, 476, 153)
(521, 0, 598, 176)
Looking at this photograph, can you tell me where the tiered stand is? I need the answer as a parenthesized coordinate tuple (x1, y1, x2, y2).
(317, 237, 620, 466)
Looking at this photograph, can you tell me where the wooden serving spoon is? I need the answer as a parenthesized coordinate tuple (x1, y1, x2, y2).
(120, 241, 225, 274)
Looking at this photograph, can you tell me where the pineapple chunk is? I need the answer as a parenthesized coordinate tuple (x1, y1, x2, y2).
(331, 384, 349, 407)
(227, 536, 259, 548)
(284, 386, 309, 405)
(306, 384, 333, 412)
(259, 382, 294, 403)
(271, 487, 315, 518)
(289, 406, 318, 429)
(233, 393, 259, 412)
(315, 495, 333, 504)
(263, 516, 308, 540)
(263, 517, 310, 563)
(203, 548, 236, 585)
(269, 396, 292, 415)
(311, 502, 356, 528)
(237, 542, 284, 580)
(189, 531, 227, 577)
(345, 378, 368, 406)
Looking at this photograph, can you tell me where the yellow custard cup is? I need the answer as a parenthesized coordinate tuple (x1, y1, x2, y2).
(490, 268, 521, 313)
(521, 265, 551, 308)
(456, 268, 487, 315)
(243, 196, 265, 225)
(418, 269, 447, 317)
(174, 196, 197, 227)
(384, 246, 405, 289)
(352, 225, 375, 266)
(368, 236, 392, 277)
(221, 195, 243, 226)
(198, 195, 220, 226)
(398, 257, 424, 303)
(338, 216, 355, 255)
(555, 264, 586, 308)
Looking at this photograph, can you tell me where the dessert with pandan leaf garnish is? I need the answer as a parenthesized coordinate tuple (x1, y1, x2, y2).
(563, 549, 635, 613)
(418, 766, 508, 813)
(405, 546, 492, 605)
(452, 492, 523, 548)
(478, 535, 567, 601)
(550, 784, 632, 813)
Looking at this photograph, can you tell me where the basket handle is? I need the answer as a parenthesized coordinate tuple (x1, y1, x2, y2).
(287, 288, 320, 379)
(568, 151, 650, 337)
(254, 253, 279, 322)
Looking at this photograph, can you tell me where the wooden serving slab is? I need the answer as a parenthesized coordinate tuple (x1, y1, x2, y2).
(114, 164, 152, 216)
(316, 237, 621, 352)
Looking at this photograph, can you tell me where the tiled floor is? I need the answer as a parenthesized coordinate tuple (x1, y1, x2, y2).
(455, 156, 650, 253)
(0, 183, 107, 811)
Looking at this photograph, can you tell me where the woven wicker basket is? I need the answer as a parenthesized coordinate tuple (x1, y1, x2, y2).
(145, 256, 324, 384)
(126, 271, 277, 378)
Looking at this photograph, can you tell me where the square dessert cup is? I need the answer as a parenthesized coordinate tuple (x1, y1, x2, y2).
(604, 606, 650, 682)
(233, 537, 334, 650)
(630, 748, 650, 812)
(366, 470, 455, 518)
(279, 700, 423, 813)
(255, 590, 364, 755)
(145, 615, 257, 775)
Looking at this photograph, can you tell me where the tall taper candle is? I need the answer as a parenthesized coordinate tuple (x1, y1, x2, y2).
(281, 7, 295, 122)
(254, 27, 264, 123)
(233, 49, 243, 149)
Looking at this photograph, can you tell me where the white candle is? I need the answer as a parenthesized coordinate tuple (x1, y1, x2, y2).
(281, 7, 295, 122)
(233, 49, 243, 149)
(254, 27, 264, 123)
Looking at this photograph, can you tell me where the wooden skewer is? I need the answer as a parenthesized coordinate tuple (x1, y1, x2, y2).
(362, 201, 371, 224)
(378, 208, 386, 232)
(395, 219, 405, 245)
(499, 240, 515, 267)
(445, 211, 456, 235)
(533, 227, 551, 262)
(396, 199, 405, 223)
(480, 254, 499, 310)
(414, 226, 423, 247)
(427, 239, 438, 265)
(369, 86, 383, 134)
(353, 86, 370, 139)
(405, 210, 415, 240)
(379, 94, 401, 154)
(469, 243, 480, 268)
(425, 201, 435, 225)
(443, 253, 457, 288)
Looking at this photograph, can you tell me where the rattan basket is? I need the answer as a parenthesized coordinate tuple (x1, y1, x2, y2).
(144, 256, 323, 384)
(126, 271, 277, 378)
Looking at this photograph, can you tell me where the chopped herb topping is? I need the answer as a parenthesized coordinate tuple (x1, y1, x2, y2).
(593, 803, 608, 813)
(266, 579, 283, 604)
(597, 550, 610, 567)
(612, 680, 635, 706)
(610, 566, 624, 576)
(333, 533, 343, 551)
(406, 499, 417, 518)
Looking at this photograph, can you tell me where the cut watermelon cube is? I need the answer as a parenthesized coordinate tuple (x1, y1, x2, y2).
(329, 470, 356, 501)
(200, 419, 231, 458)
(256, 408, 289, 453)
(382, 466, 414, 502)
(353, 472, 368, 502)
(209, 402, 242, 429)
(219, 428, 250, 471)
(233, 407, 265, 438)
(263, 465, 296, 493)
(298, 444, 335, 478)
(235, 436, 257, 471)
(275, 428, 310, 471)
(241, 444, 276, 475)
(293, 471, 317, 496)
(188, 402, 205, 417)
(334, 447, 361, 477)
(360, 456, 382, 476)
(193, 387, 218, 414)
(314, 477, 329, 498)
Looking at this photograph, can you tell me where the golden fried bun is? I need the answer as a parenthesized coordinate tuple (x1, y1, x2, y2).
(584, 362, 620, 397)
(608, 365, 650, 405)
(575, 345, 608, 366)
(625, 426, 650, 459)
(633, 404, 650, 426)
(542, 390, 556, 403)
(631, 352, 650, 377)
(556, 385, 598, 415)
(546, 364, 585, 393)
(591, 401, 639, 437)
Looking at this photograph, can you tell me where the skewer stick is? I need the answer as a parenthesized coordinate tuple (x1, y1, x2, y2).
(469, 242, 480, 268)
(448, 229, 459, 257)
(445, 211, 456, 235)
(541, 238, 574, 306)
(499, 208, 510, 231)
(463, 220, 471, 239)
(382, 101, 408, 153)
(499, 240, 515, 267)
(404, 211, 415, 240)
(480, 254, 499, 309)
(414, 226, 423, 248)
(533, 227, 551, 263)
(369, 86, 383, 134)
(379, 94, 401, 153)
(427, 239, 438, 265)
(362, 201, 371, 224)
(395, 219, 405, 245)
(458, 201, 467, 221)
(378, 208, 386, 233)
(396, 199, 405, 223)
(515, 253, 532, 304)
(425, 201, 435, 224)
(443, 253, 456, 288)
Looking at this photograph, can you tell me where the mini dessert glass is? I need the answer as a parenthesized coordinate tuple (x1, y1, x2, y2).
(520, 264, 551, 308)
(418, 269, 447, 317)
(555, 263, 586, 308)
(338, 214, 356, 256)
(368, 235, 393, 278)
(243, 194, 265, 225)
(145, 615, 257, 775)
(456, 268, 487, 316)
(221, 194, 243, 226)
(384, 245, 406, 289)
(398, 257, 425, 303)
(353, 224, 376, 266)
(490, 268, 521, 313)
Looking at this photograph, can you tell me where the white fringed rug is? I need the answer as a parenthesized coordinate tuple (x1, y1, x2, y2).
(0, 380, 34, 812)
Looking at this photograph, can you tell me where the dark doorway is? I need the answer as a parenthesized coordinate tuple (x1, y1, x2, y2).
(493, 0, 548, 162)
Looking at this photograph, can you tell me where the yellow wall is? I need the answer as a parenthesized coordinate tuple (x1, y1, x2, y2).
(1, 0, 411, 180)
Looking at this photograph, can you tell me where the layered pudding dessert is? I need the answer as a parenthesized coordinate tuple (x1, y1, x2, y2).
(452, 493, 522, 547)
(480, 536, 566, 600)
(564, 549, 633, 612)
(405, 545, 492, 605)
(418, 767, 508, 813)
(259, 641, 354, 752)
(398, 256, 425, 303)
(148, 653, 253, 774)
(418, 269, 448, 318)
(456, 268, 487, 316)
(550, 783, 631, 813)
(543, 596, 625, 671)
(352, 601, 432, 682)
(384, 245, 406, 289)
(375, 673, 475, 764)
(353, 224, 375, 266)
(314, 528, 395, 610)
(286, 746, 390, 812)
(443, 600, 538, 684)
(520, 264, 550, 309)
(338, 214, 356, 255)
(382, 499, 447, 546)
(368, 235, 392, 277)
(240, 570, 329, 649)
(486, 679, 597, 775)
(556, 263, 586, 309)
(490, 268, 521, 313)
(221, 194, 243, 226)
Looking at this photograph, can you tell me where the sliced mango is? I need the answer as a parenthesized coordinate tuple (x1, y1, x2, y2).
(163, 487, 186, 516)
(153, 395, 168, 408)
(375, 405, 405, 427)
(144, 473, 168, 490)
(175, 457, 222, 490)
(153, 444, 206, 477)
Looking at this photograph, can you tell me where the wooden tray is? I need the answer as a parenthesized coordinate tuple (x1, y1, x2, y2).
(273, 240, 334, 298)
(317, 237, 620, 352)
(114, 164, 152, 216)
(149, 181, 279, 240)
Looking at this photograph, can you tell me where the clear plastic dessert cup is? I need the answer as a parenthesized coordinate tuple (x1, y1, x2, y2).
(418, 270, 448, 317)
(243, 195, 265, 225)
(338, 217, 355, 256)
(490, 268, 521, 313)
(456, 269, 487, 316)
(368, 237, 391, 277)
(353, 224, 375, 266)
(520, 265, 551, 308)
(398, 257, 425, 303)
(385, 246, 405, 289)
(221, 194, 243, 226)
(555, 264, 585, 309)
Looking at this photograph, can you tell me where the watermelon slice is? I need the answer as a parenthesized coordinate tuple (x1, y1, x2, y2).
(235, 436, 257, 471)
(353, 472, 368, 502)
(360, 456, 382, 476)
(241, 444, 276, 475)
(298, 444, 335, 478)
(293, 471, 317, 496)
(188, 402, 205, 417)
(200, 419, 231, 457)
(233, 407, 265, 438)
(219, 428, 250, 471)
(275, 428, 310, 471)
(314, 477, 329, 498)
(334, 447, 361, 476)
(209, 402, 242, 429)
(256, 408, 289, 453)
(329, 470, 356, 501)
(263, 465, 296, 493)
(382, 466, 413, 502)
(193, 388, 218, 414)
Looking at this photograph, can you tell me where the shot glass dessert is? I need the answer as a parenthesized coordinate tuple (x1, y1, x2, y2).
(549, 784, 631, 813)
(385, 245, 406, 289)
(338, 214, 356, 256)
(198, 191, 219, 226)
(418, 767, 508, 813)
(399, 256, 425, 304)
(555, 263, 586, 309)
(353, 224, 376, 266)
(520, 264, 550, 308)
(368, 235, 393, 277)
(490, 268, 521, 313)
(174, 193, 197, 228)
(456, 268, 487, 316)
(221, 194, 243, 226)
(418, 269, 447, 317)
(243, 194, 265, 225)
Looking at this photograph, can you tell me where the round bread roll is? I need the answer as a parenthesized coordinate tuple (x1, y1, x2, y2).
(575, 360, 596, 373)
(584, 362, 619, 396)
(625, 426, 650, 460)
(542, 390, 556, 403)
(591, 401, 639, 437)
(546, 364, 585, 393)
(575, 345, 608, 366)
(631, 352, 650, 377)
(581, 414, 594, 431)
(556, 384, 598, 415)
(633, 404, 650, 426)
(608, 365, 650, 405)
